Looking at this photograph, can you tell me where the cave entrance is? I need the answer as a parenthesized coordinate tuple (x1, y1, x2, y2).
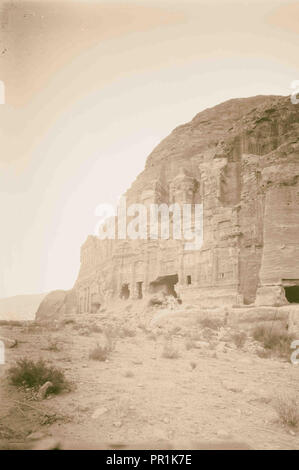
(284, 286, 299, 304)
(187, 275, 192, 285)
(149, 274, 179, 298)
(136, 281, 143, 299)
(120, 283, 130, 300)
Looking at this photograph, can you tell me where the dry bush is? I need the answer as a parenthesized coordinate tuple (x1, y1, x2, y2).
(89, 343, 111, 361)
(198, 317, 223, 330)
(232, 331, 247, 349)
(162, 340, 179, 359)
(89, 330, 115, 361)
(274, 394, 299, 428)
(8, 358, 70, 396)
(252, 324, 295, 360)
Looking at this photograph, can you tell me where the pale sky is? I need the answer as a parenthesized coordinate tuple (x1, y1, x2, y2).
(0, 0, 299, 298)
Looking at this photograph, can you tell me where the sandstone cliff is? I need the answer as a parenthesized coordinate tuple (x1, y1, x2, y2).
(36, 95, 299, 319)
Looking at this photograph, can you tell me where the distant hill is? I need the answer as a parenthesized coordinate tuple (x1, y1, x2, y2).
(0, 293, 48, 321)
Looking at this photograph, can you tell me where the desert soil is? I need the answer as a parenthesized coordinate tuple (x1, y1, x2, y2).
(0, 303, 298, 450)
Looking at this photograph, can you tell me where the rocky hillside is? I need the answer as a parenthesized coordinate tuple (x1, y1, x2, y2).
(127, 94, 299, 200)
(0, 293, 47, 321)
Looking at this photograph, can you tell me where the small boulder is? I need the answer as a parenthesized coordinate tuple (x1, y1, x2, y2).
(0, 336, 17, 348)
(92, 407, 108, 419)
(38, 381, 53, 400)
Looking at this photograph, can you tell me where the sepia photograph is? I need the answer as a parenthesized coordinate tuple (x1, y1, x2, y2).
(0, 0, 299, 454)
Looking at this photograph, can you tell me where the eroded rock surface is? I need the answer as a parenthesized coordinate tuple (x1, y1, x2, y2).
(37, 95, 299, 319)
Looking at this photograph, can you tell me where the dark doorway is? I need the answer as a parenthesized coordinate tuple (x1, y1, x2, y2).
(149, 274, 179, 298)
(120, 283, 130, 300)
(187, 275, 192, 285)
(284, 286, 299, 304)
(136, 281, 143, 299)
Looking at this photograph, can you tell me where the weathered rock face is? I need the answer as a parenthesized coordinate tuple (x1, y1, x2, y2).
(35, 290, 77, 321)
(70, 95, 299, 313)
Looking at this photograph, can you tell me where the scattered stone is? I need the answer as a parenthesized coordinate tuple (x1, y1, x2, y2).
(113, 421, 122, 428)
(0, 336, 17, 348)
(38, 381, 53, 400)
(92, 407, 108, 419)
(27, 431, 46, 440)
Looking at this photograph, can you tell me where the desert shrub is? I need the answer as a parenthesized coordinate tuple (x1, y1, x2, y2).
(89, 330, 115, 361)
(252, 324, 295, 359)
(232, 331, 247, 349)
(89, 344, 110, 361)
(198, 317, 223, 330)
(162, 340, 179, 359)
(274, 394, 299, 427)
(8, 358, 69, 395)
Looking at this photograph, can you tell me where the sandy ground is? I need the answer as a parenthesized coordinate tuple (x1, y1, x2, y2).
(0, 304, 298, 450)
